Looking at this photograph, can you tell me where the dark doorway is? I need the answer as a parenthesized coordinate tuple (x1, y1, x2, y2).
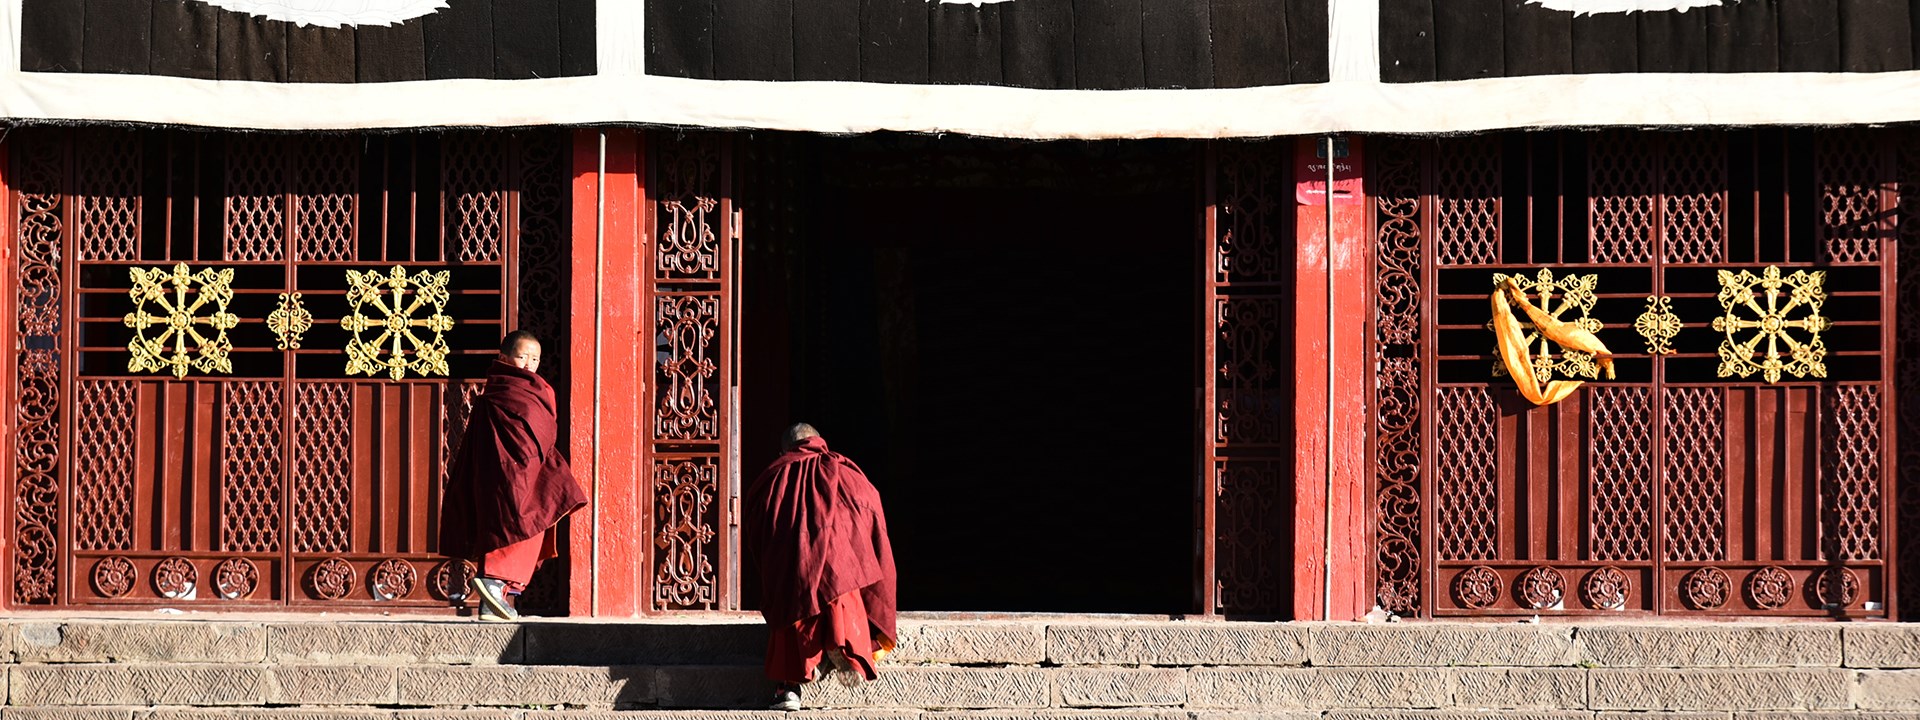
(741, 134, 1198, 613)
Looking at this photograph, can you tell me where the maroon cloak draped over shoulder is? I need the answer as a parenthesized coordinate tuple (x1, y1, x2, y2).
(745, 437, 898, 652)
(439, 360, 587, 560)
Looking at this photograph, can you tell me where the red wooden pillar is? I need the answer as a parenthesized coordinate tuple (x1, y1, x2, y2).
(0, 130, 13, 612)
(1292, 136, 1372, 621)
(1326, 137, 1372, 621)
(568, 129, 650, 617)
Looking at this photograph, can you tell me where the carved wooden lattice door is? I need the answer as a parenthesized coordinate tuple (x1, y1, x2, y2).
(1200, 142, 1293, 616)
(645, 132, 742, 612)
(6, 128, 571, 609)
(1370, 130, 1898, 618)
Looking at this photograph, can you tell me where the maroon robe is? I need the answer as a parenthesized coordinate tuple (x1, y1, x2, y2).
(440, 360, 587, 560)
(745, 436, 898, 679)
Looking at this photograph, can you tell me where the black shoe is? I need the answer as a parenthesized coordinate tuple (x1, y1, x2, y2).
(468, 577, 519, 621)
(769, 684, 801, 711)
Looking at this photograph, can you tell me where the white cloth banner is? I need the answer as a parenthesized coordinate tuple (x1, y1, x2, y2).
(190, 0, 449, 28)
(1526, 0, 1725, 14)
(2, 0, 1918, 138)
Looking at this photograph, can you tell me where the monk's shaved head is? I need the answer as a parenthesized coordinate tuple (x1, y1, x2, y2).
(500, 330, 540, 356)
(500, 330, 542, 373)
(784, 423, 820, 447)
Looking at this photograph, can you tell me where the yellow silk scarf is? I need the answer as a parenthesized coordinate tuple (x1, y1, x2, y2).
(1490, 278, 1614, 406)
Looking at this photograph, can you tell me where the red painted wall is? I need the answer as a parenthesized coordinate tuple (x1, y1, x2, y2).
(567, 129, 650, 617)
(1292, 136, 1372, 621)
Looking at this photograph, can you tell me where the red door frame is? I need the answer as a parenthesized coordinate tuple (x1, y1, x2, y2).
(1, 133, 15, 610)
(567, 131, 1376, 619)
(1291, 136, 1372, 622)
(567, 129, 745, 617)
(566, 129, 649, 616)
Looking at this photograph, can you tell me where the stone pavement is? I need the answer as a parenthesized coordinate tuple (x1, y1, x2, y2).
(0, 616, 1916, 718)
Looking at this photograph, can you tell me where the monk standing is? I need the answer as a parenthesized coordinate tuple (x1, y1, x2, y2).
(439, 330, 587, 621)
(745, 424, 898, 711)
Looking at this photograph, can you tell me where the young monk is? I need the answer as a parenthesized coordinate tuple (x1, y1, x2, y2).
(439, 330, 586, 620)
(745, 423, 898, 710)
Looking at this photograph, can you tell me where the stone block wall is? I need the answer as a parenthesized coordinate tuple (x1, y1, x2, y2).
(0, 619, 1916, 718)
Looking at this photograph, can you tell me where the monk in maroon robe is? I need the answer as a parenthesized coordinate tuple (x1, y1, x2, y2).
(745, 424, 898, 710)
(440, 331, 586, 621)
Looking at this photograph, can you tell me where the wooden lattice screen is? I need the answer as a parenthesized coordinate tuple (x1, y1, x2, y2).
(6, 128, 571, 610)
(1201, 142, 1294, 616)
(1370, 129, 1901, 618)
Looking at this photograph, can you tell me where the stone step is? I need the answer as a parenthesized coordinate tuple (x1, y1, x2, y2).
(6, 618, 1060, 668)
(10, 711, 1918, 720)
(6, 662, 1067, 710)
(0, 709, 1195, 720)
(12, 617, 1920, 669)
(4, 619, 1920, 716)
(12, 660, 1910, 713)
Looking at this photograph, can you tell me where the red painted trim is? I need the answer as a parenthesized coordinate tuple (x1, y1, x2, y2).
(1291, 137, 1332, 621)
(1197, 143, 1219, 615)
(606, 129, 648, 617)
(0, 132, 14, 612)
(1327, 138, 1372, 622)
(1291, 137, 1373, 621)
(565, 129, 650, 617)
(717, 138, 739, 611)
(565, 129, 600, 617)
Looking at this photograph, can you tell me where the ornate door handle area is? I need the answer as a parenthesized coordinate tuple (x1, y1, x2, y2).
(269, 292, 313, 350)
(1633, 295, 1681, 356)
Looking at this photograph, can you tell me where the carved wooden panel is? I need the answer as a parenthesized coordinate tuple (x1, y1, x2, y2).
(74, 129, 141, 262)
(445, 133, 505, 263)
(652, 454, 721, 610)
(655, 293, 722, 443)
(1215, 143, 1288, 284)
(293, 136, 358, 262)
(1589, 386, 1652, 562)
(22, 128, 556, 609)
(646, 132, 736, 612)
(293, 383, 353, 554)
(225, 135, 286, 262)
(1382, 129, 1896, 618)
(221, 382, 285, 554)
(1661, 133, 1727, 264)
(1664, 387, 1728, 563)
(1214, 460, 1286, 613)
(12, 131, 67, 604)
(1371, 138, 1423, 615)
(1432, 136, 1499, 266)
(74, 381, 136, 552)
(1817, 130, 1888, 264)
(1202, 142, 1292, 616)
(1216, 297, 1286, 447)
(1589, 132, 1657, 264)
(1823, 385, 1882, 562)
(1434, 387, 1498, 562)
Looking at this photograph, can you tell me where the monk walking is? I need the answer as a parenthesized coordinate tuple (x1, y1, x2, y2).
(745, 424, 898, 711)
(439, 331, 587, 621)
